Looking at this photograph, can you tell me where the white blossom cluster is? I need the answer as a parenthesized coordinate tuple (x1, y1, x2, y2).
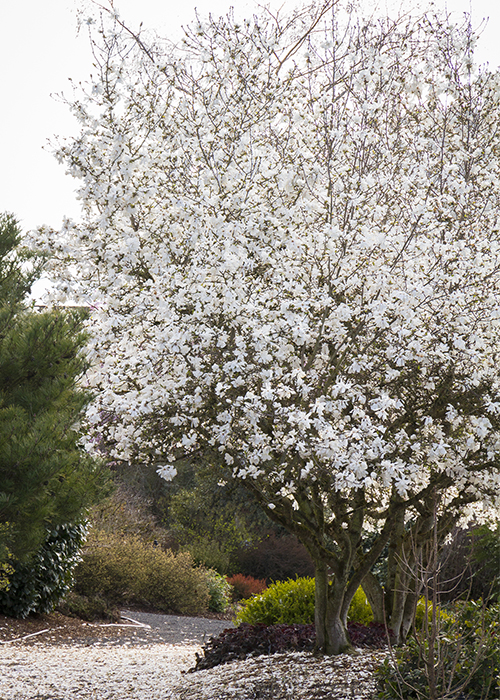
(30, 3, 500, 525)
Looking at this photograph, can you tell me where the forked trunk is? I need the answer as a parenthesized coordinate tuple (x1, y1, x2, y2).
(314, 561, 352, 654)
(387, 544, 421, 644)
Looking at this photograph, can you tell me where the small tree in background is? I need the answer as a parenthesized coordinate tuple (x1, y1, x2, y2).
(0, 213, 108, 603)
(376, 504, 499, 700)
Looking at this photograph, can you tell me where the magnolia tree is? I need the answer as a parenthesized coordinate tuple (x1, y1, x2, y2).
(32, 1, 500, 652)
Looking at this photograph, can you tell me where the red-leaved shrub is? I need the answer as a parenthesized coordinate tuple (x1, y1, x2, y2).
(226, 573, 267, 600)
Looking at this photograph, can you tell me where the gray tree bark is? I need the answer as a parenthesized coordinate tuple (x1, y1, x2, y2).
(314, 561, 352, 654)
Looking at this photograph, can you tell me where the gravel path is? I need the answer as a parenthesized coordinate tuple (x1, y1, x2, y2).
(0, 612, 387, 699)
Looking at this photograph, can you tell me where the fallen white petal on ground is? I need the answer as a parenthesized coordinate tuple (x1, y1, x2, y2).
(0, 643, 388, 699)
(0, 643, 197, 700)
(173, 649, 389, 700)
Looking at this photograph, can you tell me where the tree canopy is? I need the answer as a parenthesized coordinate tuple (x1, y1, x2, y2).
(31, 2, 500, 652)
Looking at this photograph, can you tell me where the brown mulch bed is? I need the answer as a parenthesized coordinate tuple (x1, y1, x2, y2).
(0, 611, 136, 645)
(0, 607, 235, 646)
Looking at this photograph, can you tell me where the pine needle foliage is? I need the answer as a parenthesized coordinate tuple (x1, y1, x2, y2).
(0, 213, 108, 573)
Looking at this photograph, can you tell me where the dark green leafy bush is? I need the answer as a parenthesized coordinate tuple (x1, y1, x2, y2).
(0, 523, 86, 618)
(376, 601, 500, 700)
(73, 530, 210, 615)
(234, 532, 315, 582)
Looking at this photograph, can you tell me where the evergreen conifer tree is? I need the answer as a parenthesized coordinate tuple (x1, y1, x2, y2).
(0, 213, 107, 590)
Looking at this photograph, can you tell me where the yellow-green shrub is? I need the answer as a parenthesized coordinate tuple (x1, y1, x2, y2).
(236, 577, 375, 626)
(414, 597, 452, 629)
(347, 587, 374, 625)
(236, 577, 315, 625)
(73, 531, 210, 615)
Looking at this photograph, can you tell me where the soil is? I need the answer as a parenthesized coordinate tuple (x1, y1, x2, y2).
(0, 610, 108, 645)
(0, 608, 235, 647)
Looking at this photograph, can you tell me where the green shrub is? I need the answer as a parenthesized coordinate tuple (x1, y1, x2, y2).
(414, 596, 451, 629)
(376, 601, 500, 700)
(73, 530, 210, 615)
(236, 577, 315, 625)
(347, 587, 374, 625)
(56, 591, 120, 622)
(469, 523, 500, 602)
(0, 524, 14, 592)
(0, 523, 86, 618)
(205, 569, 233, 612)
(183, 538, 232, 575)
(236, 578, 375, 626)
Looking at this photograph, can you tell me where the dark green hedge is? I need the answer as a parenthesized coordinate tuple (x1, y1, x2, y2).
(0, 522, 86, 618)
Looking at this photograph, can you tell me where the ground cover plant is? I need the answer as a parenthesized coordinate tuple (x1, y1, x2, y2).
(192, 621, 390, 671)
(32, 0, 500, 653)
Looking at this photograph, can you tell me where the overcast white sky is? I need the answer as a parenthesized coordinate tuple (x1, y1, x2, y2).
(0, 0, 498, 234)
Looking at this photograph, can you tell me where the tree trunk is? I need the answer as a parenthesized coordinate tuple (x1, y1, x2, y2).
(388, 559, 410, 644)
(399, 588, 418, 642)
(361, 571, 385, 623)
(314, 561, 352, 654)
